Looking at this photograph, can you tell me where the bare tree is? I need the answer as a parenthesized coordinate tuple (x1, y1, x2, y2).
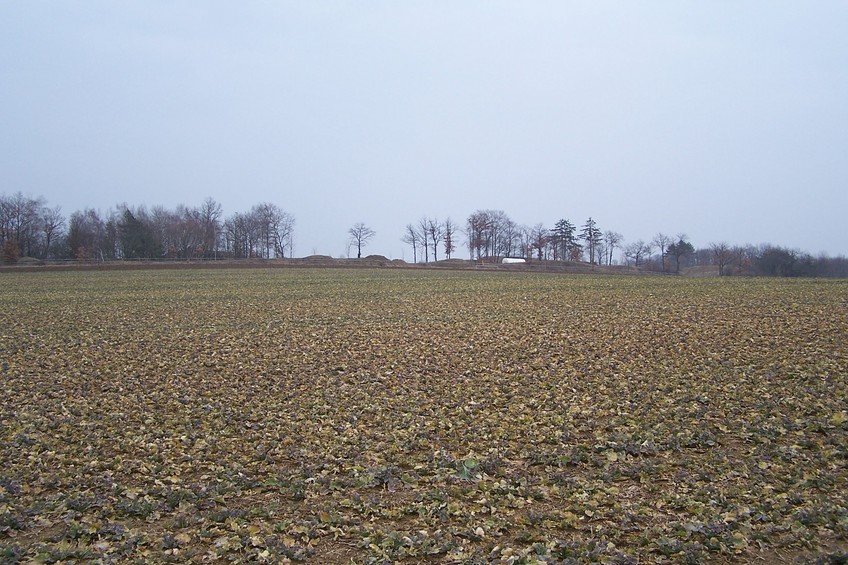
(416, 217, 430, 262)
(348, 222, 375, 259)
(710, 241, 733, 276)
(624, 240, 652, 267)
(223, 210, 260, 258)
(603, 230, 623, 266)
(443, 217, 457, 259)
(529, 223, 549, 260)
(67, 208, 119, 261)
(0, 192, 45, 258)
(464, 209, 518, 260)
(254, 203, 276, 259)
(134, 200, 271, 261)
(265, 204, 295, 258)
(596, 241, 607, 266)
(652, 232, 672, 272)
(234, 203, 295, 259)
(200, 197, 223, 259)
(1, 239, 19, 264)
(401, 223, 421, 263)
(501, 216, 522, 258)
(465, 211, 489, 260)
(427, 218, 444, 262)
(40, 206, 65, 259)
(150, 205, 183, 258)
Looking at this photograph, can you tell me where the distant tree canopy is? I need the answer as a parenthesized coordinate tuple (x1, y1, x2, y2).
(465, 210, 524, 260)
(224, 202, 294, 259)
(667, 236, 695, 273)
(2, 191, 846, 277)
(120, 207, 159, 259)
(0, 192, 62, 260)
(551, 219, 579, 261)
(0, 193, 294, 263)
(580, 217, 602, 265)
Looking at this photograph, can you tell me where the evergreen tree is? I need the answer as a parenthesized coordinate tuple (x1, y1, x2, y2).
(119, 208, 160, 259)
(580, 217, 602, 264)
(552, 219, 577, 261)
(668, 235, 695, 272)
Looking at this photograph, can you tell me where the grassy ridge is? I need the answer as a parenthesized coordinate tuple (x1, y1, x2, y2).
(1, 269, 847, 563)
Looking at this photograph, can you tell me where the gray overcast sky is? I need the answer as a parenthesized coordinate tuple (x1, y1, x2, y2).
(2, 2, 847, 258)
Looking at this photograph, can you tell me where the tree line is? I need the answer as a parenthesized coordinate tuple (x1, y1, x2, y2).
(1, 192, 846, 277)
(397, 210, 691, 272)
(395, 209, 847, 277)
(0, 193, 293, 263)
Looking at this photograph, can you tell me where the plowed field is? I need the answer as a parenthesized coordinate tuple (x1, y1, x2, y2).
(2, 269, 846, 563)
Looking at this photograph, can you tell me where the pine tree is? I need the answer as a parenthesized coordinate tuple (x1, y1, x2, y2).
(552, 219, 577, 261)
(580, 217, 602, 264)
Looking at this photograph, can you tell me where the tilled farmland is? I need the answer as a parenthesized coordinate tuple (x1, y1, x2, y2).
(1, 268, 846, 563)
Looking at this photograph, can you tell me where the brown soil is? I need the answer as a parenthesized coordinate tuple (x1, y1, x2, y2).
(0, 256, 681, 276)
